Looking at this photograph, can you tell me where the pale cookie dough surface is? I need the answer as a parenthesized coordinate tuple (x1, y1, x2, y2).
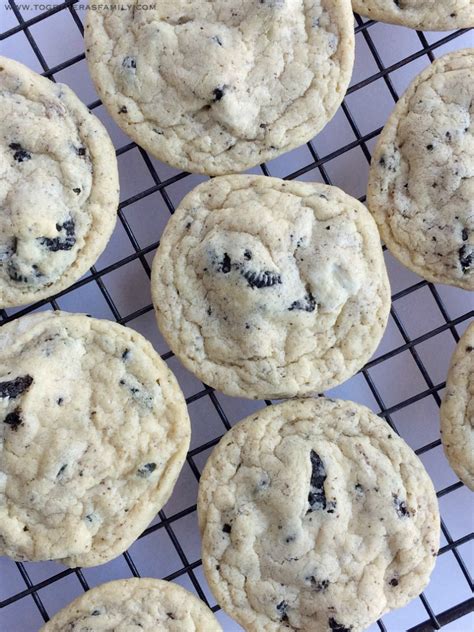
(0, 56, 119, 308)
(198, 398, 440, 632)
(367, 50, 474, 289)
(41, 578, 222, 631)
(0, 311, 190, 568)
(353, 0, 474, 30)
(151, 175, 390, 400)
(440, 321, 474, 490)
(84, 0, 354, 175)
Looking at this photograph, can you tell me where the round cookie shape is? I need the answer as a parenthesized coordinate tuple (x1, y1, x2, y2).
(198, 398, 440, 632)
(0, 311, 190, 568)
(151, 175, 390, 399)
(84, 0, 354, 175)
(41, 578, 222, 631)
(352, 0, 474, 30)
(440, 321, 474, 490)
(0, 56, 119, 308)
(367, 49, 474, 289)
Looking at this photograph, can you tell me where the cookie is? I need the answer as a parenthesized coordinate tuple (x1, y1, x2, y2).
(198, 397, 440, 632)
(151, 175, 390, 400)
(367, 49, 474, 289)
(352, 0, 474, 30)
(440, 321, 474, 490)
(84, 0, 354, 175)
(40, 578, 222, 631)
(0, 56, 119, 308)
(0, 311, 190, 568)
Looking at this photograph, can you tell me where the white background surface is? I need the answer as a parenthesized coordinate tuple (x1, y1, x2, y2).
(0, 3, 473, 631)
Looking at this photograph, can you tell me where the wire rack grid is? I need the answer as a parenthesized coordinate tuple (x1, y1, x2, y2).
(0, 3, 473, 631)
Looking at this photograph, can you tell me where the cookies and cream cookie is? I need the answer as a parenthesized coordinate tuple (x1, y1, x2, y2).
(367, 49, 474, 289)
(151, 175, 390, 399)
(440, 321, 474, 490)
(0, 311, 190, 567)
(0, 56, 119, 308)
(353, 0, 474, 31)
(84, 0, 354, 175)
(41, 578, 222, 631)
(198, 397, 440, 632)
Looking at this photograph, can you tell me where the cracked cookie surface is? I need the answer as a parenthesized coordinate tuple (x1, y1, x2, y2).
(198, 397, 440, 632)
(41, 578, 222, 631)
(440, 321, 474, 490)
(0, 56, 119, 308)
(84, 0, 354, 175)
(151, 175, 390, 399)
(367, 50, 474, 289)
(353, 0, 474, 30)
(0, 311, 190, 567)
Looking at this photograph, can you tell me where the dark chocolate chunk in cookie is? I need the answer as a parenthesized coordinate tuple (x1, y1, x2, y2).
(241, 269, 282, 289)
(3, 408, 23, 431)
(56, 464, 68, 478)
(276, 600, 289, 622)
(9, 142, 31, 163)
(307, 450, 327, 512)
(39, 219, 76, 252)
(393, 494, 410, 518)
(137, 463, 156, 478)
(0, 237, 17, 262)
(119, 375, 154, 408)
(0, 375, 33, 399)
(458, 244, 472, 273)
(329, 618, 352, 632)
(7, 260, 42, 284)
(122, 56, 136, 69)
(213, 87, 225, 101)
(289, 292, 316, 312)
(218, 253, 232, 273)
(306, 576, 329, 592)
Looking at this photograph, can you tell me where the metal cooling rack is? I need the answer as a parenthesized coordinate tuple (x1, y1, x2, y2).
(0, 3, 473, 630)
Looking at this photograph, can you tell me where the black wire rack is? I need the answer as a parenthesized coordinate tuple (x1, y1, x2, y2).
(0, 3, 473, 630)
